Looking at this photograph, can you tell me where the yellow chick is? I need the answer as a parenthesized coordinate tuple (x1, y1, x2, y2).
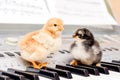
(18, 18, 64, 69)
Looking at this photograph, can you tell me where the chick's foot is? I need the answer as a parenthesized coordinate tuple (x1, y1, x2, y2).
(31, 61, 48, 69)
(70, 59, 78, 66)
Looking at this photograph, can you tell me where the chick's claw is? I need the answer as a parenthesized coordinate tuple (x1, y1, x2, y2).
(70, 59, 78, 66)
(31, 61, 40, 69)
(96, 63, 101, 67)
(38, 62, 48, 69)
(32, 61, 48, 69)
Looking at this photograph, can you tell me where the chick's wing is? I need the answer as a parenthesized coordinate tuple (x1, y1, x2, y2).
(32, 32, 54, 48)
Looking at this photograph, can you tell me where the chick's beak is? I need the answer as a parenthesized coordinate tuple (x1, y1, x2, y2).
(73, 34, 76, 38)
(59, 26, 64, 31)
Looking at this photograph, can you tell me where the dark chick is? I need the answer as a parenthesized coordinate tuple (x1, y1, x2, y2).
(70, 28, 102, 66)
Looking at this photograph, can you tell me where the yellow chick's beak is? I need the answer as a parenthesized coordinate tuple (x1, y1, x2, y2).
(59, 26, 64, 31)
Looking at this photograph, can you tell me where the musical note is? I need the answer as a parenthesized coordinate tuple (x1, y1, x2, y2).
(0, 0, 117, 24)
(0, 0, 49, 16)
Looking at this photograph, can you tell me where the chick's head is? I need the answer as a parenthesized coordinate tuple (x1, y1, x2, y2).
(44, 18, 64, 34)
(73, 28, 94, 41)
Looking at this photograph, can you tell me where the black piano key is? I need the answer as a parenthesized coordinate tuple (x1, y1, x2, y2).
(47, 56, 53, 58)
(50, 53, 54, 55)
(101, 61, 120, 66)
(77, 64, 109, 74)
(66, 64, 99, 75)
(111, 47, 119, 51)
(58, 50, 65, 54)
(95, 66, 109, 74)
(81, 64, 109, 74)
(4, 52, 15, 56)
(7, 68, 39, 80)
(112, 60, 120, 64)
(63, 50, 70, 53)
(101, 62, 120, 72)
(0, 75, 10, 80)
(14, 52, 21, 56)
(26, 67, 60, 80)
(42, 67, 72, 79)
(0, 53, 4, 57)
(102, 49, 106, 51)
(56, 65, 89, 77)
(0, 70, 25, 80)
(105, 48, 112, 51)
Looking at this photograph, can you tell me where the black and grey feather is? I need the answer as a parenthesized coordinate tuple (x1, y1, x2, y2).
(70, 28, 102, 66)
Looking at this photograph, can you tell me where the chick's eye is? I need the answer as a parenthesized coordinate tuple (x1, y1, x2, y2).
(76, 33, 81, 36)
(78, 34, 82, 38)
(54, 24, 57, 27)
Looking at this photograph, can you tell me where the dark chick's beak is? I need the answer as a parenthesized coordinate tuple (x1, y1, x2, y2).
(73, 34, 77, 38)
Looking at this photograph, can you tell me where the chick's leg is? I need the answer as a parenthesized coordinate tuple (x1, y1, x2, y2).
(37, 62, 48, 69)
(31, 61, 41, 69)
(31, 61, 48, 69)
(70, 59, 78, 65)
(29, 46, 49, 69)
(96, 63, 101, 66)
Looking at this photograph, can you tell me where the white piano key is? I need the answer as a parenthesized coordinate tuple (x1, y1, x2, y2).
(38, 76, 51, 80)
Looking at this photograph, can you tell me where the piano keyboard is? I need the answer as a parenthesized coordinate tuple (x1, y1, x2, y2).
(0, 47, 120, 80)
(0, 35, 120, 80)
(0, 61, 120, 80)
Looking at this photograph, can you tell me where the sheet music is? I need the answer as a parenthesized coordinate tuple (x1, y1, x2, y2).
(0, 0, 51, 24)
(52, 0, 117, 25)
(0, 0, 118, 24)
